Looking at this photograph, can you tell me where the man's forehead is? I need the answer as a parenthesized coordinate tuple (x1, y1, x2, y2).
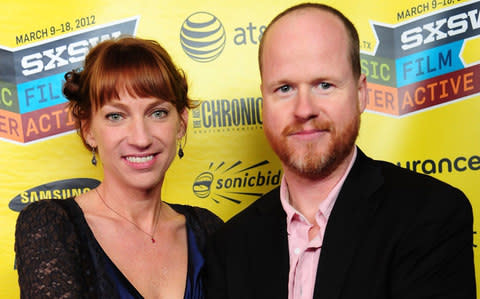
(265, 9, 345, 47)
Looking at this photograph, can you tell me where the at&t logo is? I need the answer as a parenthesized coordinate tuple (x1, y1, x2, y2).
(180, 12, 226, 63)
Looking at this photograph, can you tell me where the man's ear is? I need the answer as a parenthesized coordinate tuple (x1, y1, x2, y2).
(178, 109, 188, 139)
(357, 74, 367, 113)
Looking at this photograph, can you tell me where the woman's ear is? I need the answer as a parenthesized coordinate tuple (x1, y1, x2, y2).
(82, 120, 96, 148)
(177, 109, 188, 139)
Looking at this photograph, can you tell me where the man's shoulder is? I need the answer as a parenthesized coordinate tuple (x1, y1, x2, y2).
(357, 149, 463, 192)
(357, 151, 470, 212)
(372, 157, 465, 195)
(219, 186, 282, 233)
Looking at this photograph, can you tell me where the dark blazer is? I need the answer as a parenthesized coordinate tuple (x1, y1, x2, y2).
(206, 148, 476, 299)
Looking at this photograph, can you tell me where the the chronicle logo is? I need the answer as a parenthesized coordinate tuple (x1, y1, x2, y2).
(192, 160, 281, 204)
(180, 12, 226, 62)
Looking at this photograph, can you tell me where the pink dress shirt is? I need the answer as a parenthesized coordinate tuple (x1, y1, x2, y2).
(280, 148, 357, 299)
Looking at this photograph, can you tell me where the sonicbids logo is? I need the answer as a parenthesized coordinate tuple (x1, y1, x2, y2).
(192, 160, 281, 204)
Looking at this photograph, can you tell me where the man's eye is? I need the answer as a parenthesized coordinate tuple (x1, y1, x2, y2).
(106, 113, 123, 121)
(278, 85, 291, 93)
(319, 82, 332, 90)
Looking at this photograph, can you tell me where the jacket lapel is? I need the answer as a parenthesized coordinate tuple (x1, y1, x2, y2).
(313, 149, 384, 298)
(249, 188, 290, 299)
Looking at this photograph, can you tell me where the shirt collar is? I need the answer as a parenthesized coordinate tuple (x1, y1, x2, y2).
(280, 147, 358, 227)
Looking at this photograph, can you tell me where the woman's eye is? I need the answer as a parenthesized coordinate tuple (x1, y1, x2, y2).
(106, 113, 123, 121)
(152, 110, 167, 119)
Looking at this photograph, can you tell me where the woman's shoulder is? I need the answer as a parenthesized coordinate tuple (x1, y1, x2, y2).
(15, 199, 80, 262)
(17, 199, 72, 225)
(15, 198, 84, 240)
(169, 203, 224, 234)
(15, 198, 99, 298)
(191, 206, 223, 223)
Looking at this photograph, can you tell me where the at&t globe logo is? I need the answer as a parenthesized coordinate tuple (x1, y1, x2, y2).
(180, 12, 226, 62)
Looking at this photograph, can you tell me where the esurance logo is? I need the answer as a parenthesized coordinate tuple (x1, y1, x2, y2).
(361, 1, 480, 117)
(9, 178, 100, 212)
(0, 17, 138, 144)
(192, 160, 281, 204)
(180, 12, 226, 63)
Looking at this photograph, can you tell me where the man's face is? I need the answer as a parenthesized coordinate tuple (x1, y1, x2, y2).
(260, 9, 366, 179)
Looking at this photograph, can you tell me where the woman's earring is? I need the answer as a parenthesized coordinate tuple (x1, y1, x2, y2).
(91, 147, 97, 166)
(178, 144, 184, 159)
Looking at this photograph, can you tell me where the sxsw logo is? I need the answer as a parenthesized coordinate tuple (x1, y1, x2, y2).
(0, 17, 138, 144)
(362, 1, 480, 117)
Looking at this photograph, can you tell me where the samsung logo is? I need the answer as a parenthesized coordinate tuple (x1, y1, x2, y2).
(9, 178, 100, 212)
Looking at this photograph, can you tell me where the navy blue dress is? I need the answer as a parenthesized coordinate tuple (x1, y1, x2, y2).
(104, 225, 205, 299)
(15, 198, 223, 299)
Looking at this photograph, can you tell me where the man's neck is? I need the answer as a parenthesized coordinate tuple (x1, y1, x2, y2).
(283, 147, 356, 223)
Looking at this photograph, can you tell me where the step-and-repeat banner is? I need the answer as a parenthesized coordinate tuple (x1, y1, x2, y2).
(1, 0, 479, 297)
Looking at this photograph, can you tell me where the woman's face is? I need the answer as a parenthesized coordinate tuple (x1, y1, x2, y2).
(84, 88, 187, 191)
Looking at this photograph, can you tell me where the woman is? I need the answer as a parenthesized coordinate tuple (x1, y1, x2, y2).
(15, 36, 223, 298)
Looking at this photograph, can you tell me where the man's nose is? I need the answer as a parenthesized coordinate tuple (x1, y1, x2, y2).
(294, 89, 318, 121)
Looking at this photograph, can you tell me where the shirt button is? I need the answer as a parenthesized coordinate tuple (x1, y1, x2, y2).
(294, 248, 301, 255)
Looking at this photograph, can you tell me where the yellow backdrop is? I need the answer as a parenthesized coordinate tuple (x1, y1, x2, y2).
(1, 0, 479, 297)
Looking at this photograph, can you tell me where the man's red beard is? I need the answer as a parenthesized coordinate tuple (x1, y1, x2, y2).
(266, 113, 360, 180)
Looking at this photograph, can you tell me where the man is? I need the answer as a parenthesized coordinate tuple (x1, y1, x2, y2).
(206, 3, 475, 299)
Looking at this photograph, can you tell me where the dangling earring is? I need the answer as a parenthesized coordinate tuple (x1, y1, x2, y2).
(91, 147, 97, 166)
(177, 127, 187, 159)
(178, 143, 184, 159)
